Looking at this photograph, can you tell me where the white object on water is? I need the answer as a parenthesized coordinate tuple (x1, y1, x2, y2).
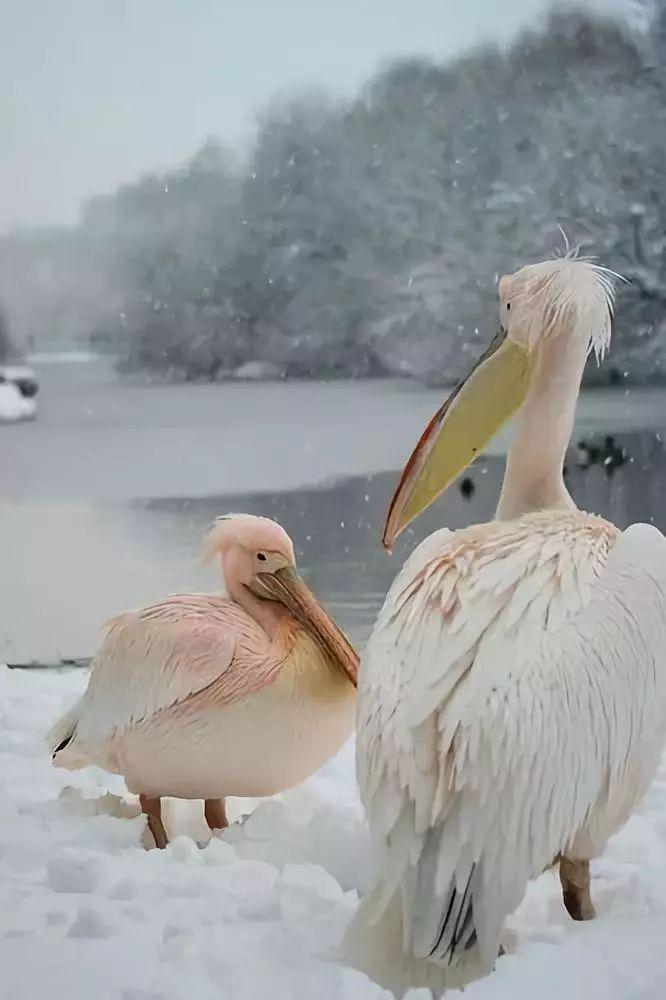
(0, 382, 36, 422)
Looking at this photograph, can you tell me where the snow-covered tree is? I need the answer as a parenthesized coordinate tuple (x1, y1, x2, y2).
(2, 4, 666, 383)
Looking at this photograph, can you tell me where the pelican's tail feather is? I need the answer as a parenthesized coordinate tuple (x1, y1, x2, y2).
(341, 883, 487, 998)
(47, 698, 83, 765)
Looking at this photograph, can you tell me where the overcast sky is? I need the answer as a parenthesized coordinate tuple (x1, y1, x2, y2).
(1, 0, 631, 232)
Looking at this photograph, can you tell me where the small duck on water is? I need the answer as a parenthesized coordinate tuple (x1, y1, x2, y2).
(575, 434, 627, 475)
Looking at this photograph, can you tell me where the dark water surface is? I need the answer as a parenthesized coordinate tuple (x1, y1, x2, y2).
(147, 430, 666, 647)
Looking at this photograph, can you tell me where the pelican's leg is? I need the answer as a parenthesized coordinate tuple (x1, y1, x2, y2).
(559, 857, 596, 921)
(204, 798, 228, 833)
(140, 794, 169, 850)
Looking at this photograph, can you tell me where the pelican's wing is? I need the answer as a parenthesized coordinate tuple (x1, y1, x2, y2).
(69, 594, 278, 745)
(356, 512, 666, 977)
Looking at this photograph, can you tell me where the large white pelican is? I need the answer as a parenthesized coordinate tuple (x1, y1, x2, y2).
(345, 255, 666, 995)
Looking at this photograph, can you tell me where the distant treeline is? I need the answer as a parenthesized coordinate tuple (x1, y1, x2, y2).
(2, 4, 666, 384)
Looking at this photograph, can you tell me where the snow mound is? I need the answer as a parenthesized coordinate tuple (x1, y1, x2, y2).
(2, 663, 666, 998)
(0, 382, 36, 422)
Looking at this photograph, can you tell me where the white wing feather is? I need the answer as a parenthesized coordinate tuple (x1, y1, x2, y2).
(352, 512, 666, 990)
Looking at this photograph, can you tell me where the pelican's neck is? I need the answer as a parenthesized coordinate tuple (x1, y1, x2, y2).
(223, 553, 288, 639)
(236, 584, 290, 639)
(496, 332, 588, 520)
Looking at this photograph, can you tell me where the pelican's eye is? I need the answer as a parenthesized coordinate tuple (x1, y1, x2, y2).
(257, 552, 267, 562)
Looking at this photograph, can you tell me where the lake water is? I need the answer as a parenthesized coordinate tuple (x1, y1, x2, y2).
(3, 359, 665, 665)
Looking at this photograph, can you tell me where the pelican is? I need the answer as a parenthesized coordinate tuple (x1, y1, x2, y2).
(49, 514, 357, 848)
(345, 255, 666, 995)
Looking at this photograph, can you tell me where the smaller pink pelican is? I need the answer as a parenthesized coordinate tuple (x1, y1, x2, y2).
(49, 514, 358, 848)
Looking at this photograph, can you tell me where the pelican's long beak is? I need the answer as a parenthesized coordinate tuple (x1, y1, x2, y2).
(251, 566, 315, 614)
(383, 329, 533, 549)
(251, 567, 358, 684)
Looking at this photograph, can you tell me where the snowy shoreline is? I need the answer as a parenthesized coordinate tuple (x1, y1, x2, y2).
(3, 664, 666, 999)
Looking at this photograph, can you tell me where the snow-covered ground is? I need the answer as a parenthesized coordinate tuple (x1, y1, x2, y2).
(3, 664, 666, 999)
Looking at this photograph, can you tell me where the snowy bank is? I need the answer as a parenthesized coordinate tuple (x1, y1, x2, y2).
(2, 664, 666, 999)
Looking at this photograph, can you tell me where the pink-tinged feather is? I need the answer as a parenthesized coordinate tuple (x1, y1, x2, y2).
(74, 594, 291, 746)
(49, 514, 357, 810)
